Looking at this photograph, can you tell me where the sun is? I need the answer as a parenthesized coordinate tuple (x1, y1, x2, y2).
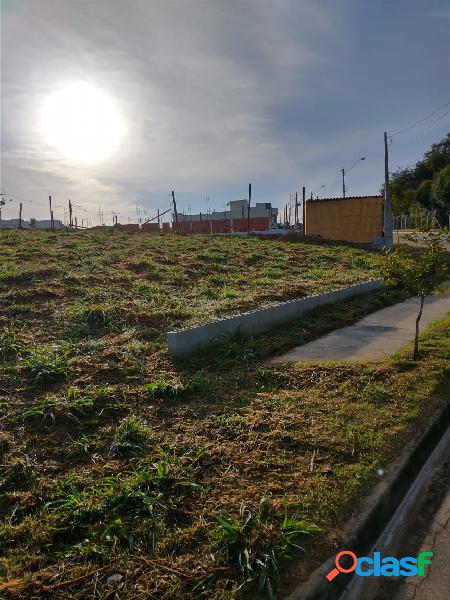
(40, 81, 124, 162)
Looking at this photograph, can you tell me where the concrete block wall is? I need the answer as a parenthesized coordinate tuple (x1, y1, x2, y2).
(114, 223, 140, 232)
(167, 278, 383, 355)
(305, 196, 383, 244)
(174, 217, 271, 234)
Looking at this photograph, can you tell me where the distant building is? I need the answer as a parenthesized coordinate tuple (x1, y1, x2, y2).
(175, 199, 278, 233)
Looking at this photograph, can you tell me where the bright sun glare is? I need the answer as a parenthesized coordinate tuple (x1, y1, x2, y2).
(40, 81, 124, 162)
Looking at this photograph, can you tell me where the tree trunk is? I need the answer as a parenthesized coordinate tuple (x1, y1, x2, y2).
(413, 295, 425, 360)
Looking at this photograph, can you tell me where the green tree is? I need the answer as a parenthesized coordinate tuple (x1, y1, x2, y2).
(389, 134, 450, 222)
(390, 183, 411, 217)
(382, 229, 449, 359)
(416, 180, 432, 209)
(431, 164, 450, 224)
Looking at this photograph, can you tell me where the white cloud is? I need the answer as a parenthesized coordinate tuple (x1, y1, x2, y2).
(2, 0, 345, 220)
(2, 1, 447, 221)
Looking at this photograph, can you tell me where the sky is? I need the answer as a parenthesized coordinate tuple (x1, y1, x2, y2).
(1, 0, 449, 225)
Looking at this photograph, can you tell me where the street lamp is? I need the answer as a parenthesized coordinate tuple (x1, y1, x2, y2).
(341, 157, 366, 198)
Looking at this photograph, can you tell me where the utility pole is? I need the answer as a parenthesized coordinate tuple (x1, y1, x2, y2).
(247, 183, 252, 234)
(49, 195, 54, 230)
(157, 209, 160, 229)
(295, 192, 299, 228)
(0, 193, 5, 224)
(383, 131, 393, 248)
(341, 168, 346, 198)
(19, 203, 23, 229)
(171, 191, 179, 233)
(302, 186, 306, 234)
(69, 199, 73, 228)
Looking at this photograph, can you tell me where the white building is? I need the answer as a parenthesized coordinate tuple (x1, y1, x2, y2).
(177, 199, 278, 228)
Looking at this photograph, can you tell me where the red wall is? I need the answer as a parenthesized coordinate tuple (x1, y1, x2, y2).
(141, 223, 160, 232)
(114, 223, 140, 232)
(174, 216, 270, 234)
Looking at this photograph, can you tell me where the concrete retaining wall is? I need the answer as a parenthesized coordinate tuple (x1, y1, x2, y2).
(167, 278, 383, 355)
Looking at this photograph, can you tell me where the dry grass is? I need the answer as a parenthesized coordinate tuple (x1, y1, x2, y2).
(0, 229, 448, 599)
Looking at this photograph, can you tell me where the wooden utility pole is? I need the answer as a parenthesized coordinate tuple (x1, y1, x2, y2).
(247, 183, 252, 234)
(19, 203, 23, 229)
(383, 131, 393, 248)
(68, 199, 73, 228)
(302, 186, 306, 234)
(341, 168, 346, 198)
(49, 196, 54, 230)
(171, 191, 179, 233)
(295, 192, 299, 228)
(157, 209, 160, 229)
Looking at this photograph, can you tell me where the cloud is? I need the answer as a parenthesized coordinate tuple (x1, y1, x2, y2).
(1, 0, 448, 221)
(2, 0, 343, 219)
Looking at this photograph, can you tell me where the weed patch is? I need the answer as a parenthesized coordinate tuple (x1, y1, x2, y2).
(25, 348, 69, 385)
(110, 415, 153, 457)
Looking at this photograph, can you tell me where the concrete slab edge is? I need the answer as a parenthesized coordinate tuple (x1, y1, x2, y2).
(167, 278, 383, 355)
(283, 400, 450, 600)
(340, 424, 450, 600)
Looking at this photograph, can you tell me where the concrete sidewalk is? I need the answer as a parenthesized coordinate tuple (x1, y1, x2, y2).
(271, 286, 450, 364)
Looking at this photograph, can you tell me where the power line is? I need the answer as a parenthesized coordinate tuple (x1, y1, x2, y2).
(408, 109, 449, 143)
(389, 109, 450, 148)
(390, 102, 450, 137)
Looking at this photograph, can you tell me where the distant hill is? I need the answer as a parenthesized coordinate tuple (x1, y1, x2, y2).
(389, 133, 450, 225)
(0, 218, 63, 229)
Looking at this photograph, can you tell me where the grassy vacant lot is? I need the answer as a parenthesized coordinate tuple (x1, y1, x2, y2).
(0, 229, 448, 599)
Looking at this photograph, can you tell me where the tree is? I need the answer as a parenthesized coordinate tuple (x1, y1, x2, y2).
(389, 134, 450, 223)
(431, 163, 450, 224)
(416, 180, 432, 209)
(381, 229, 449, 359)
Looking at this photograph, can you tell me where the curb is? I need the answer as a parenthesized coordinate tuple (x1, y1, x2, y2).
(284, 399, 450, 600)
(340, 422, 450, 600)
(167, 279, 383, 355)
